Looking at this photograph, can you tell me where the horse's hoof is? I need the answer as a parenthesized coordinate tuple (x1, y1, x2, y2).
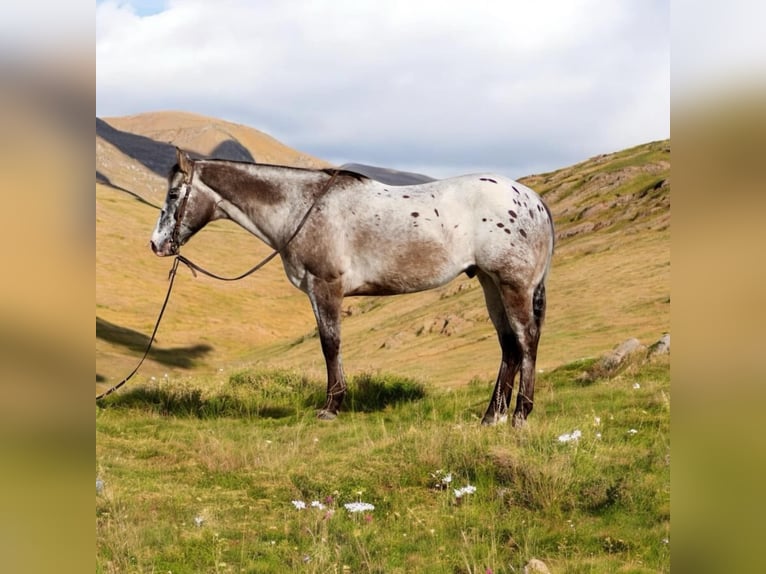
(317, 409, 337, 421)
(511, 413, 527, 428)
(481, 413, 508, 426)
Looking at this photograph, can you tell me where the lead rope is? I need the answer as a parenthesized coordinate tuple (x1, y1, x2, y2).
(96, 169, 341, 401)
(96, 258, 181, 401)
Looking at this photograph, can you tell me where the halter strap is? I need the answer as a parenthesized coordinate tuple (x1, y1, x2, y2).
(169, 162, 196, 253)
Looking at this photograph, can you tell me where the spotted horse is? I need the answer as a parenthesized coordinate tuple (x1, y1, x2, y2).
(151, 149, 555, 426)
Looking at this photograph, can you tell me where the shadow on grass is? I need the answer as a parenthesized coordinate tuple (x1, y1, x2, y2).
(97, 317, 213, 369)
(306, 372, 428, 413)
(99, 370, 428, 419)
(98, 386, 295, 419)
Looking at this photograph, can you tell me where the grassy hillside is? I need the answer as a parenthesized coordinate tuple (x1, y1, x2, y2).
(96, 111, 669, 393)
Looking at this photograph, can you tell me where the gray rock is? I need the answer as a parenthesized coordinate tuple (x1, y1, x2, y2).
(649, 333, 670, 356)
(524, 558, 552, 574)
(602, 338, 645, 369)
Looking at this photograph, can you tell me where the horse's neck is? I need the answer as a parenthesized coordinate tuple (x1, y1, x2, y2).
(205, 163, 325, 249)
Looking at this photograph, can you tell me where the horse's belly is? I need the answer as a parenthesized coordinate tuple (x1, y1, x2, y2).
(344, 239, 471, 296)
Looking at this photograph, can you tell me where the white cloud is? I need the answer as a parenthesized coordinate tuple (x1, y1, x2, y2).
(97, 0, 670, 177)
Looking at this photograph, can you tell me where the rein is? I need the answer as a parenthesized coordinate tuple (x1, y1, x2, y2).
(95, 258, 181, 401)
(96, 168, 341, 402)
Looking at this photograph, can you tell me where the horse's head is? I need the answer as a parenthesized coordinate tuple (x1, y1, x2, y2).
(150, 149, 217, 256)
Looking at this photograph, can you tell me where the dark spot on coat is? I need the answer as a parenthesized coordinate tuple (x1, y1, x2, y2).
(512, 186, 520, 194)
(434, 208, 439, 217)
(529, 209, 535, 218)
(504, 228, 511, 234)
(402, 195, 410, 198)
(519, 229, 527, 238)
(480, 177, 498, 184)
(411, 212, 419, 217)
(482, 218, 487, 222)
(508, 210, 517, 218)
(496, 222, 505, 228)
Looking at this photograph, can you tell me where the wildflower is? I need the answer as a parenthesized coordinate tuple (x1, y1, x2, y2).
(442, 472, 453, 485)
(310, 500, 325, 510)
(596, 432, 602, 439)
(454, 485, 477, 498)
(364, 514, 373, 523)
(557, 429, 582, 443)
(593, 416, 601, 426)
(344, 502, 375, 513)
(324, 495, 335, 506)
(194, 516, 204, 527)
(633, 383, 640, 389)
(627, 429, 638, 435)
(291, 500, 306, 510)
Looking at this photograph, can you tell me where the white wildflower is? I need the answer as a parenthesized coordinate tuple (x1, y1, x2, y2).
(442, 473, 453, 485)
(593, 416, 601, 426)
(291, 500, 306, 510)
(194, 516, 204, 527)
(344, 502, 375, 513)
(310, 500, 325, 510)
(454, 485, 477, 498)
(628, 429, 638, 435)
(633, 383, 640, 389)
(557, 429, 582, 443)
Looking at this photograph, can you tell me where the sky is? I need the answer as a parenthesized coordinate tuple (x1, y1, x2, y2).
(96, 0, 671, 179)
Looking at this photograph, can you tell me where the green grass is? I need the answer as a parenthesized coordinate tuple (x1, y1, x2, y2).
(97, 355, 669, 573)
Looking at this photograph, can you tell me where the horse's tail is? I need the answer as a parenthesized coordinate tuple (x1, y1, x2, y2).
(534, 198, 555, 329)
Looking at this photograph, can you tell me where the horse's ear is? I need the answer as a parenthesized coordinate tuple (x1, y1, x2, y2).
(176, 147, 194, 175)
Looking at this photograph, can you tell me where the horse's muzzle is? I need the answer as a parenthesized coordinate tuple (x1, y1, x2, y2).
(150, 239, 175, 257)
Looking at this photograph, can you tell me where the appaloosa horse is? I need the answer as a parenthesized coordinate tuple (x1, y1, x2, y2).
(151, 149, 554, 426)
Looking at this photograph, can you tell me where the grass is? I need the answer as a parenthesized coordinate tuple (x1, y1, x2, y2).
(97, 354, 669, 573)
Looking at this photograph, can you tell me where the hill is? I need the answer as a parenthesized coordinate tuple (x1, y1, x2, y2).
(96, 111, 669, 394)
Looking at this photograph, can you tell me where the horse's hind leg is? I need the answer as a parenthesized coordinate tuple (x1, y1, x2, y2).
(306, 275, 346, 420)
(478, 271, 522, 426)
(498, 280, 546, 427)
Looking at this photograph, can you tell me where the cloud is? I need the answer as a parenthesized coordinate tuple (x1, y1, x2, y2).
(97, 0, 670, 177)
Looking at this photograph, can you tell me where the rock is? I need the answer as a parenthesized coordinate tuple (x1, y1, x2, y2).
(524, 558, 552, 574)
(602, 338, 645, 369)
(649, 333, 670, 356)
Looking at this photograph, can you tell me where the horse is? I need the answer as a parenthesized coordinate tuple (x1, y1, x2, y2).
(151, 148, 555, 426)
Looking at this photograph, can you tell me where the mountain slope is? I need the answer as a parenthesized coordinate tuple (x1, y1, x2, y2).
(96, 112, 669, 394)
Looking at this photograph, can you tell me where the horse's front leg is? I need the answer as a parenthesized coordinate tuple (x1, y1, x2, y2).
(306, 275, 346, 420)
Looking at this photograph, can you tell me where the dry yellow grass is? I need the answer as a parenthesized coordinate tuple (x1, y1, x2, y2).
(96, 112, 669, 395)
